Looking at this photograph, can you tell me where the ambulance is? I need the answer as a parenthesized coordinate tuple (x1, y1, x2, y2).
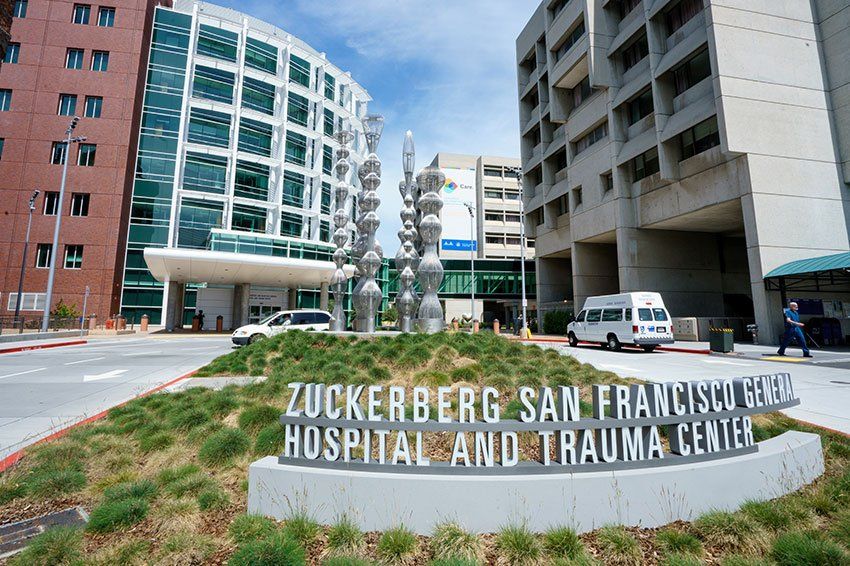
(567, 292, 674, 352)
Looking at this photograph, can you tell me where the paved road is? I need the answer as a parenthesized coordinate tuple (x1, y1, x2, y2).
(544, 342, 850, 434)
(0, 335, 233, 459)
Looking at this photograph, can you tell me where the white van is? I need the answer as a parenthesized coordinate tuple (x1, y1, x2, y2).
(231, 309, 332, 345)
(567, 292, 674, 352)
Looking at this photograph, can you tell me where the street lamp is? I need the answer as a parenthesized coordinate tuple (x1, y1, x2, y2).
(464, 202, 476, 325)
(14, 189, 40, 322)
(511, 167, 529, 338)
(42, 116, 86, 332)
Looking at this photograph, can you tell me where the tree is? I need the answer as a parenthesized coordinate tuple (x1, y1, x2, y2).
(51, 298, 81, 319)
(382, 305, 399, 324)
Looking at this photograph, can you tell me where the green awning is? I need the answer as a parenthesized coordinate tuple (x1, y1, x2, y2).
(765, 251, 850, 278)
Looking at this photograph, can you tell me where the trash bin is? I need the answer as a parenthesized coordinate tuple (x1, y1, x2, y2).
(216, 315, 223, 332)
(709, 327, 734, 353)
(191, 315, 201, 332)
(140, 314, 149, 332)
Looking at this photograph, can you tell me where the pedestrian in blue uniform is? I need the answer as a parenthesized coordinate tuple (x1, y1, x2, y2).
(777, 302, 812, 357)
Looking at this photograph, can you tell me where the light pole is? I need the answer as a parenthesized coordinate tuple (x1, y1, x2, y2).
(464, 202, 476, 325)
(512, 167, 529, 338)
(42, 116, 86, 332)
(14, 189, 40, 322)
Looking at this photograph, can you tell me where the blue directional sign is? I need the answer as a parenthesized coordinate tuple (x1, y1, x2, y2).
(441, 239, 477, 252)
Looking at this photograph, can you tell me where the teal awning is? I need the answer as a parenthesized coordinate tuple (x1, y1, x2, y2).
(765, 252, 850, 279)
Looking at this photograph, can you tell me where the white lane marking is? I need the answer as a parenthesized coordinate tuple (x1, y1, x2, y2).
(598, 364, 642, 373)
(813, 357, 850, 365)
(83, 369, 128, 382)
(64, 356, 106, 366)
(0, 367, 47, 380)
(701, 359, 754, 366)
(122, 351, 162, 357)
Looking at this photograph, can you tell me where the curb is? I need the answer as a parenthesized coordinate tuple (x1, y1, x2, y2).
(0, 369, 197, 473)
(517, 336, 711, 355)
(0, 339, 87, 355)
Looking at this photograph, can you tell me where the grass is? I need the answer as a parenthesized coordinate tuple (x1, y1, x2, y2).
(2, 331, 850, 564)
(377, 526, 418, 564)
(7, 527, 83, 566)
(595, 526, 641, 566)
(495, 524, 541, 565)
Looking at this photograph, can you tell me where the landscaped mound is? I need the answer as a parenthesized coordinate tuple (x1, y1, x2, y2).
(0, 331, 848, 565)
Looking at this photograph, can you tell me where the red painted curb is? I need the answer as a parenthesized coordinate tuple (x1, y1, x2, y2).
(0, 369, 197, 474)
(515, 336, 710, 355)
(0, 339, 88, 355)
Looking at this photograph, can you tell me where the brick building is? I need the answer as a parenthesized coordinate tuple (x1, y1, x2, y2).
(0, 0, 165, 320)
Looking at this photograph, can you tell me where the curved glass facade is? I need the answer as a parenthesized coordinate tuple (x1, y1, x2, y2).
(120, 0, 371, 323)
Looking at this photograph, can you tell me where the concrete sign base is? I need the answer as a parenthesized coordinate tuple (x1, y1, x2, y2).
(247, 431, 823, 534)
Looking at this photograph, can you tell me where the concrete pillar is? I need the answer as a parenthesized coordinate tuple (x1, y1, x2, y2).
(281, 288, 290, 310)
(572, 242, 619, 311)
(232, 283, 250, 328)
(288, 288, 298, 310)
(164, 281, 186, 331)
(319, 282, 329, 311)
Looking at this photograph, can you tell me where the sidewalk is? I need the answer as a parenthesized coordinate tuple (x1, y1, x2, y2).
(514, 334, 711, 354)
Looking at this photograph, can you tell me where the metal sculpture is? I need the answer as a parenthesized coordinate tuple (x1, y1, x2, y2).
(352, 114, 385, 333)
(395, 131, 420, 332)
(415, 165, 445, 333)
(329, 130, 354, 332)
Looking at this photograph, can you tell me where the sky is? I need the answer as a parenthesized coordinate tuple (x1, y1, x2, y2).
(214, 0, 536, 246)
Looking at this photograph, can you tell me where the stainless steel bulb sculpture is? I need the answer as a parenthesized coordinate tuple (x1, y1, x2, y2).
(395, 131, 420, 333)
(329, 130, 354, 332)
(415, 165, 445, 333)
(352, 114, 385, 333)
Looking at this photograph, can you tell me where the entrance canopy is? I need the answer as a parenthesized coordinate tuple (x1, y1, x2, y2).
(764, 251, 850, 293)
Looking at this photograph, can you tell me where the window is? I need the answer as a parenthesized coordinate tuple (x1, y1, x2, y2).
(622, 35, 648, 72)
(70, 193, 90, 216)
(574, 122, 608, 154)
(178, 198, 224, 248)
(280, 211, 302, 237)
(575, 311, 586, 322)
(4, 43, 19, 64)
(653, 308, 669, 321)
(506, 213, 521, 223)
(64, 245, 83, 269)
(619, 0, 641, 20)
(238, 118, 272, 157)
(51, 142, 67, 164)
(586, 309, 602, 322)
(625, 309, 632, 321)
(6, 293, 46, 311)
(289, 53, 311, 88)
(183, 152, 228, 194)
(0, 138, 4, 160)
(534, 207, 544, 225)
(84, 96, 102, 118)
(485, 212, 502, 221)
(602, 309, 623, 322)
(77, 143, 96, 166)
(0, 89, 11, 111)
(557, 194, 569, 216)
(550, 0, 569, 20)
(666, 0, 702, 35)
(484, 189, 502, 199)
(91, 51, 109, 71)
(13, 0, 27, 17)
(504, 190, 520, 200)
(282, 171, 304, 207)
(602, 172, 614, 192)
(66, 48, 84, 69)
(187, 108, 231, 148)
(231, 203, 266, 233)
(627, 88, 653, 125)
(324, 73, 335, 101)
(245, 37, 277, 74)
(638, 308, 652, 321)
(506, 237, 521, 246)
(58, 94, 77, 116)
(321, 182, 331, 214)
(680, 115, 720, 160)
(572, 186, 583, 207)
(235, 160, 270, 201)
(483, 167, 502, 177)
(554, 20, 585, 61)
(284, 131, 307, 166)
(43, 192, 60, 215)
(632, 147, 659, 181)
(193, 65, 234, 104)
(36, 244, 52, 268)
(242, 76, 275, 115)
(323, 108, 334, 136)
(196, 24, 238, 62)
(673, 48, 711, 96)
(322, 145, 333, 175)
(97, 6, 115, 27)
(287, 92, 309, 127)
(485, 235, 502, 244)
(572, 75, 592, 108)
(72, 4, 90, 24)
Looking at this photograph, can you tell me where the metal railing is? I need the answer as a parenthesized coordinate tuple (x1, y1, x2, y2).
(0, 315, 81, 335)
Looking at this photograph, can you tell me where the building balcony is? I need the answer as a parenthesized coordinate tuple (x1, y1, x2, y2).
(666, 11, 705, 53)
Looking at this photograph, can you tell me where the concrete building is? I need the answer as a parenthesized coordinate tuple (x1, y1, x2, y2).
(0, 0, 162, 322)
(517, 0, 850, 343)
(124, 0, 370, 329)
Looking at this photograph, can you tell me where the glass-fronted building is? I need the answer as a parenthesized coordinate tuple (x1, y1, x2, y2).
(120, 0, 370, 327)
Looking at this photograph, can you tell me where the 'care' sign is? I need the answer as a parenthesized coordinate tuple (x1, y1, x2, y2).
(277, 374, 797, 474)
